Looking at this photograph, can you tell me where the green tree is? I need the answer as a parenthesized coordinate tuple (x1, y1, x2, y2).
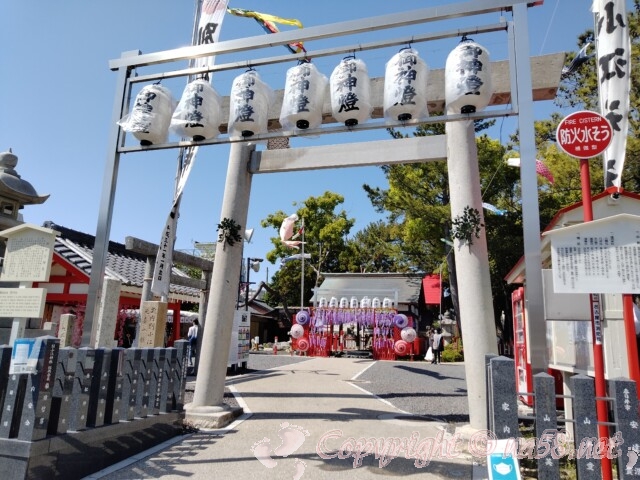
(260, 191, 355, 308)
(364, 124, 522, 327)
(339, 220, 409, 273)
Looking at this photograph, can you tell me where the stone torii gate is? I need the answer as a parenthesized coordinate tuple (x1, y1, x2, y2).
(87, 0, 562, 430)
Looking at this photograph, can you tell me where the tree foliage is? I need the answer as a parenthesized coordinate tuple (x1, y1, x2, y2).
(363, 123, 523, 320)
(339, 221, 410, 273)
(260, 191, 355, 308)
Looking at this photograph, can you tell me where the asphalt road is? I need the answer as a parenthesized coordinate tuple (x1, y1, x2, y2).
(236, 353, 469, 424)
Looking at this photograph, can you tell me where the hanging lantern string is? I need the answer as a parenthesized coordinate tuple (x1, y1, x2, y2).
(400, 39, 413, 52)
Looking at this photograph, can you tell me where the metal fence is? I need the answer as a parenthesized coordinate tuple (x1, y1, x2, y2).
(486, 355, 640, 480)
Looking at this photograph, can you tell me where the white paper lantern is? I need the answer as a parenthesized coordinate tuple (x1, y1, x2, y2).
(329, 297, 338, 308)
(349, 297, 359, 309)
(228, 70, 272, 138)
(119, 84, 174, 146)
(171, 78, 222, 141)
(291, 324, 305, 339)
(382, 297, 393, 309)
(384, 48, 429, 122)
(401, 327, 417, 343)
(445, 37, 492, 114)
(339, 297, 349, 308)
(280, 62, 327, 130)
(330, 56, 372, 127)
(360, 296, 371, 309)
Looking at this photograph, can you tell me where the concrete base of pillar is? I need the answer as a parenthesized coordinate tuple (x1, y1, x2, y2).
(184, 403, 244, 429)
(454, 423, 484, 442)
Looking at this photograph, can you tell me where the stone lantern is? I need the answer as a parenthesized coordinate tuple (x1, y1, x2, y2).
(439, 309, 456, 344)
(0, 150, 49, 231)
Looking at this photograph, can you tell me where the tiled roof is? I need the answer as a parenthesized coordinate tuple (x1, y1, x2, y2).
(311, 272, 424, 305)
(43, 221, 200, 301)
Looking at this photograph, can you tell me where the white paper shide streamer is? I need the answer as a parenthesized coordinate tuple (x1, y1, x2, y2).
(228, 70, 272, 138)
(445, 37, 492, 114)
(119, 84, 175, 146)
(594, 0, 631, 188)
(330, 56, 372, 126)
(384, 48, 429, 122)
(280, 62, 328, 130)
(171, 79, 223, 141)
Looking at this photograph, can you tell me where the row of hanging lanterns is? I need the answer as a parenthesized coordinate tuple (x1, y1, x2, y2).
(317, 296, 395, 309)
(119, 37, 492, 146)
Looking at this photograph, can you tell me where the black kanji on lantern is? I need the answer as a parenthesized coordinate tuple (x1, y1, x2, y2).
(338, 92, 360, 113)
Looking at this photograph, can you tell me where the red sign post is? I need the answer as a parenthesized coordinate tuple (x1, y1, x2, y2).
(557, 110, 613, 480)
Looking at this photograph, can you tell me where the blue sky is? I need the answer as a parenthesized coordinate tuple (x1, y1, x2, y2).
(0, 1, 612, 280)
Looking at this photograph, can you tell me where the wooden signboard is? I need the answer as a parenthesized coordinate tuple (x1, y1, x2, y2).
(0, 224, 58, 282)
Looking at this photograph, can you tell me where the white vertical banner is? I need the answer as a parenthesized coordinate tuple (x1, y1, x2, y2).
(594, 0, 631, 188)
(150, 0, 228, 298)
(196, 0, 230, 70)
(151, 197, 181, 298)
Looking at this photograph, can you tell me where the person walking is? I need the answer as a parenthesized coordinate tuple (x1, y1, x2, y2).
(426, 329, 435, 363)
(187, 319, 200, 371)
(432, 328, 443, 365)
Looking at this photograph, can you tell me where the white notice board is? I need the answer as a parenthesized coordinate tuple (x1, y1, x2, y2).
(0, 224, 57, 282)
(0, 288, 47, 318)
(544, 214, 640, 294)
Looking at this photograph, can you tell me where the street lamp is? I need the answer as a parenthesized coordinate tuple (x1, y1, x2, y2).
(245, 257, 263, 311)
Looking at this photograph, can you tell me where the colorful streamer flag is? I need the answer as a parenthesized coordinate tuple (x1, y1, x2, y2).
(227, 8, 306, 54)
(535, 159, 555, 184)
(506, 157, 555, 184)
(594, 0, 630, 189)
(282, 253, 311, 264)
(151, 0, 229, 298)
(482, 202, 507, 216)
(279, 213, 303, 249)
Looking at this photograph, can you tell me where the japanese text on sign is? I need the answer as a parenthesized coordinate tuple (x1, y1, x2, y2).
(1, 234, 55, 282)
(555, 110, 613, 159)
(551, 232, 640, 293)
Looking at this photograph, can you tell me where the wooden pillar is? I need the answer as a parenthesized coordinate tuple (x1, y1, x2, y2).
(170, 302, 181, 347)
